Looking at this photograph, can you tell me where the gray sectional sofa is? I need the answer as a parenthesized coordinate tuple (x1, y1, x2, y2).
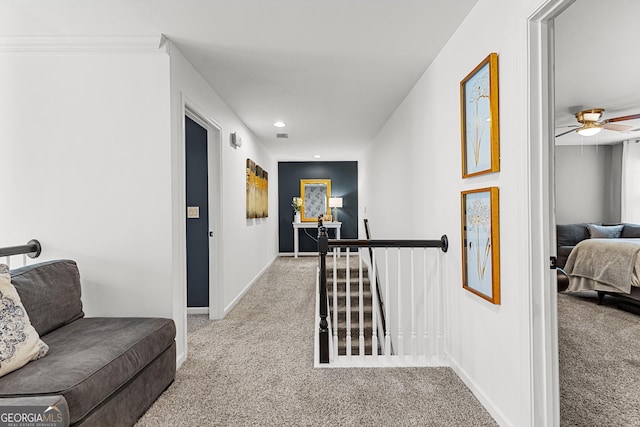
(0, 260, 176, 426)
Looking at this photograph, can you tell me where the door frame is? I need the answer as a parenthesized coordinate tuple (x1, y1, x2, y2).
(527, 0, 575, 425)
(183, 96, 224, 320)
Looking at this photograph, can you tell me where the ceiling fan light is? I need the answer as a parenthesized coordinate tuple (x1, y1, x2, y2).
(583, 112, 601, 122)
(577, 126, 602, 137)
(575, 108, 604, 123)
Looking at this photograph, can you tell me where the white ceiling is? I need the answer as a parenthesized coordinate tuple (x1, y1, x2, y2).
(8, 1, 634, 153)
(0, 0, 478, 160)
(554, 0, 640, 146)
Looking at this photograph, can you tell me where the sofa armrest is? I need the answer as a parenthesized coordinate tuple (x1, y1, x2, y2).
(622, 223, 640, 238)
(557, 245, 574, 269)
(556, 223, 591, 247)
(0, 395, 69, 427)
(557, 267, 570, 292)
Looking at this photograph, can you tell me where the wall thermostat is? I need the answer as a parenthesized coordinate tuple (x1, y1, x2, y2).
(230, 132, 242, 148)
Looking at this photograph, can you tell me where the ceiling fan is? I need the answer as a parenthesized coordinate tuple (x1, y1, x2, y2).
(555, 108, 640, 138)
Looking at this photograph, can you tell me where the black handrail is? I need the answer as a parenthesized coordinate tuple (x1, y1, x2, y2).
(328, 236, 449, 251)
(0, 240, 42, 258)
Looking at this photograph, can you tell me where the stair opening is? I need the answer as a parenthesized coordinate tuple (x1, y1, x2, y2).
(316, 218, 449, 367)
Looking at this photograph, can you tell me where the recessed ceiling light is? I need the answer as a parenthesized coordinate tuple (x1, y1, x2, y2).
(313, 154, 321, 159)
(273, 121, 286, 128)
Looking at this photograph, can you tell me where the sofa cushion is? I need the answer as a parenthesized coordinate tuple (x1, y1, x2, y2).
(0, 265, 49, 377)
(622, 223, 640, 238)
(10, 260, 84, 336)
(0, 317, 175, 424)
(556, 223, 590, 247)
(587, 223, 624, 238)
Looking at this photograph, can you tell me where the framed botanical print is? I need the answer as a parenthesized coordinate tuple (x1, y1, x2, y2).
(460, 52, 500, 178)
(461, 187, 500, 304)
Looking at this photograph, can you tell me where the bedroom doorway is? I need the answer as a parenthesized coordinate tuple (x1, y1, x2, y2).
(527, 0, 575, 424)
(551, 1, 640, 426)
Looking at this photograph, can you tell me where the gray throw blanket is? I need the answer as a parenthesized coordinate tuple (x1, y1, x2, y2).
(564, 238, 640, 294)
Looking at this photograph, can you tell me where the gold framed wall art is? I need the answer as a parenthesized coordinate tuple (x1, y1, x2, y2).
(246, 159, 268, 218)
(460, 52, 500, 178)
(299, 179, 331, 222)
(461, 187, 500, 304)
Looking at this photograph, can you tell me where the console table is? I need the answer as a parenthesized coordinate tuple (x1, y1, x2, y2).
(293, 222, 341, 258)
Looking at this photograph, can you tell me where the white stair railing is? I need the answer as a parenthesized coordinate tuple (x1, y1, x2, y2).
(316, 231, 448, 368)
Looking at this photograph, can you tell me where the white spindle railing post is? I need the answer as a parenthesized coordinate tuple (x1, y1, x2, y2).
(371, 248, 378, 360)
(435, 250, 442, 360)
(423, 248, 429, 359)
(2, 254, 32, 269)
(397, 249, 403, 359)
(410, 249, 416, 360)
(384, 249, 391, 359)
(346, 248, 352, 358)
(358, 249, 364, 357)
(332, 250, 338, 361)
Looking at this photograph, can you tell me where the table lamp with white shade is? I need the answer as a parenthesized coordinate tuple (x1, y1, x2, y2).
(329, 197, 343, 222)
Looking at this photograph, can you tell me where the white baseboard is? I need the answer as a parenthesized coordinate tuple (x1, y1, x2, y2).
(186, 307, 209, 315)
(279, 252, 318, 257)
(224, 255, 278, 315)
(446, 351, 511, 426)
(176, 351, 186, 370)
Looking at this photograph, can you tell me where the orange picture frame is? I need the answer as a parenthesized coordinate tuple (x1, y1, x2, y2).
(461, 187, 500, 304)
(460, 53, 500, 178)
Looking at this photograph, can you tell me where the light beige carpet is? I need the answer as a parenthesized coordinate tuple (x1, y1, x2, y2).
(137, 257, 496, 426)
(558, 291, 640, 426)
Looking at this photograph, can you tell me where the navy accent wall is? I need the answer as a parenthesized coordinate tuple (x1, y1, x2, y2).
(278, 161, 358, 253)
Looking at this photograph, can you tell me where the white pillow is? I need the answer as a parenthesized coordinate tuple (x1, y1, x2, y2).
(0, 264, 49, 377)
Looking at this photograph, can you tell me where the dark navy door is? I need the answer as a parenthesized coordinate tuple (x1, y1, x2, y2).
(185, 116, 209, 308)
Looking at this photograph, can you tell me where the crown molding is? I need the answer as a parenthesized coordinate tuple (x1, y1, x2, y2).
(0, 35, 166, 53)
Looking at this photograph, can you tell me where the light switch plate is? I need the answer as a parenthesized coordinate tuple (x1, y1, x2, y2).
(187, 206, 200, 219)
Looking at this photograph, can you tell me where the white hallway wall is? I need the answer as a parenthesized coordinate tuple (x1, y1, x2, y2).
(362, 0, 553, 425)
(168, 42, 279, 340)
(0, 39, 278, 367)
(0, 47, 174, 329)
